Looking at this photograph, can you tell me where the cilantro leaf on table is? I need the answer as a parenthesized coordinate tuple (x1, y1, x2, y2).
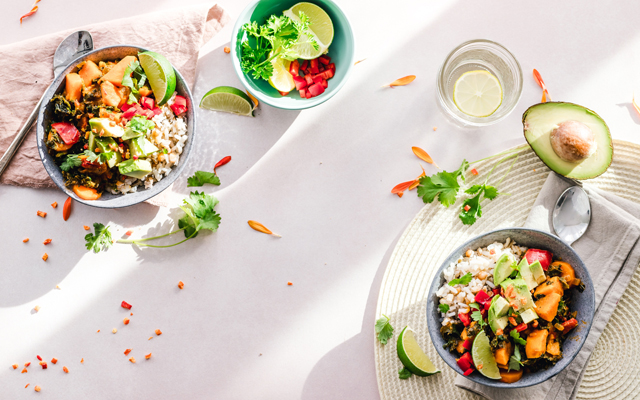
(85, 223, 113, 253)
(187, 171, 221, 187)
(459, 192, 483, 225)
(448, 272, 472, 286)
(178, 191, 221, 238)
(510, 329, 527, 346)
(438, 304, 450, 313)
(508, 344, 524, 371)
(375, 314, 394, 345)
(417, 159, 469, 207)
(398, 367, 412, 379)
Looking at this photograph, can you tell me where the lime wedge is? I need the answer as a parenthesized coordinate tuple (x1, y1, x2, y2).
(283, 2, 334, 59)
(199, 86, 254, 117)
(471, 330, 502, 379)
(138, 51, 176, 106)
(453, 70, 503, 117)
(268, 57, 295, 93)
(397, 326, 440, 376)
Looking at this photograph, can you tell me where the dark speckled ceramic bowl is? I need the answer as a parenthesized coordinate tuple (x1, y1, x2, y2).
(36, 45, 195, 208)
(426, 228, 595, 388)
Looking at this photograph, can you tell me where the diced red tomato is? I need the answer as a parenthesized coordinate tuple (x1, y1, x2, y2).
(319, 55, 331, 65)
(492, 288, 500, 296)
(304, 74, 314, 86)
(308, 83, 325, 97)
(515, 323, 528, 332)
(152, 107, 162, 116)
(313, 75, 323, 85)
(458, 312, 471, 327)
(289, 60, 299, 76)
(457, 352, 474, 371)
(524, 249, 553, 271)
(170, 95, 188, 116)
(318, 69, 334, 80)
(51, 122, 80, 145)
(293, 76, 307, 91)
(462, 339, 473, 351)
(300, 60, 308, 72)
(140, 96, 155, 110)
(328, 63, 335, 71)
(561, 318, 578, 334)
(321, 79, 328, 89)
(463, 368, 474, 376)
(122, 107, 137, 120)
(474, 290, 492, 306)
(305, 91, 312, 99)
(318, 65, 325, 73)
(310, 58, 318, 70)
(484, 301, 492, 311)
(120, 103, 133, 112)
(121, 301, 132, 309)
(299, 89, 306, 98)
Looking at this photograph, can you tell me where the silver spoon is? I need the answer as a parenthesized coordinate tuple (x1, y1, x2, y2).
(552, 185, 591, 245)
(0, 31, 93, 176)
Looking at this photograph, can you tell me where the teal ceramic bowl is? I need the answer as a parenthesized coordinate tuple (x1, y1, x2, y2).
(231, 0, 355, 110)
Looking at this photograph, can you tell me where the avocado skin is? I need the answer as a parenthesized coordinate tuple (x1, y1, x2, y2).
(522, 101, 613, 180)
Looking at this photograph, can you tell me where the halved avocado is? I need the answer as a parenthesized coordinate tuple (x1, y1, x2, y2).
(523, 102, 613, 180)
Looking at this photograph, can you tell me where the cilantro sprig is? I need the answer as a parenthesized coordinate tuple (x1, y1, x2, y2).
(121, 60, 148, 104)
(510, 329, 527, 346)
(375, 314, 394, 345)
(438, 304, 450, 313)
(448, 272, 472, 286)
(85, 192, 221, 253)
(508, 344, 524, 371)
(187, 171, 221, 187)
(60, 150, 112, 172)
(398, 367, 412, 379)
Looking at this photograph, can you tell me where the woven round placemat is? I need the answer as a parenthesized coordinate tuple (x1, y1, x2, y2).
(374, 140, 640, 400)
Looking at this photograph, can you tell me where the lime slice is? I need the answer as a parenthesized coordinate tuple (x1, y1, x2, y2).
(268, 57, 295, 93)
(471, 331, 502, 379)
(397, 326, 440, 377)
(199, 86, 254, 117)
(138, 51, 177, 106)
(283, 2, 334, 59)
(453, 70, 503, 117)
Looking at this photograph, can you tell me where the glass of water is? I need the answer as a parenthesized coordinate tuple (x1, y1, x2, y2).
(436, 39, 523, 127)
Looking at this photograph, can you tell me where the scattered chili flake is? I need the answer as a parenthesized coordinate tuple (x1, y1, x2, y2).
(20, 0, 41, 24)
(34, 305, 40, 312)
(464, 205, 471, 212)
(43, 238, 52, 245)
(145, 353, 152, 360)
(51, 202, 58, 208)
(50, 358, 57, 365)
(470, 168, 479, 175)
(178, 281, 184, 289)
(42, 253, 48, 261)
(490, 249, 495, 255)
(130, 312, 133, 316)
(40, 362, 47, 369)
(81, 358, 84, 363)
(12, 364, 18, 369)
(34, 385, 41, 392)
(433, 127, 437, 131)
(397, 192, 404, 198)
(123, 318, 130, 325)
(287, 282, 293, 286)
(124, 349, 132, 356)
(21, 368, 28, 373)
(148, 337, 153, 340)
(63, 366, 69, 373)
(129, 357, 136, 363)
(25, 362, 31, 367)
(121, 301, 132, 309)
(223, 46, 230, 53)
(83, 225, 90, 230)
(96, 330, 100, 333)
(23, 238, 29, 243)
(25, 383, 30, 388)
(125, 230, 133, 236)
(155, 329, 162, 336)
(36, 355, 42, 361)
(37, 211, 46, 218)
(112, 328, 117, 334)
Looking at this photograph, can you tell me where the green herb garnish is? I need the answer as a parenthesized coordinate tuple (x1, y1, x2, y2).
(508, 344, 524, 371)
(398, 367, 412, 379)
(438, 304, 450, 313)
(127, 116, 155, 135)
(448, 272, 472, 286)
(375, 314, 394, 345)
(510, 329, 527, 346)
(187, 171, 221, 187)
(85, 223, 113, 253)
(121, 60, 148, 104)
(471, 310, 486, 328)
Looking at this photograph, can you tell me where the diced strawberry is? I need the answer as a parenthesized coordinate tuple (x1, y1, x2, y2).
(278, 91, 289, 96)
(524, 249, 553, 270)
(289, 60, 300, 76)
(462, 339, 473, 351)
(305, 91, 312, 99)
(458, 312, 471, 327)
(293, 76, 307, 90)
(300, 60, 308, 72)
(313, 75, 323, 85)
(305, 74, 314, 86)
(299, 89, 306, 98)
(319, 55, 331, 65)
(51, 122, 80, 145)
(308, 83, 325, 97)
(321, 79, 328, 88)
(140, 96, 155, 110)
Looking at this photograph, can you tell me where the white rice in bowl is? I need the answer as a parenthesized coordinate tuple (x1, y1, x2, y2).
(107, 92, 188, 195)
(435, 238, 528, 326)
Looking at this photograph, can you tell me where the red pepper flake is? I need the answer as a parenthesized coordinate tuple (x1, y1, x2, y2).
(144, 353, 152, 360)
(51, 202, 58, 208)
(62, 197, 73, 221)
(464, 205, 471, 212)
(63, 366, 69, 373)
(43, 238, 52, 245)
(96, 330, 100, 333)
(397, 192, 404, 198)
(34, 385, 41, 392)
(490, 249, 495, 255)
(470, 168, 478, 175)
(21, 368, 28, 373)
(25, 383, 30, 388)
(25, 362, 31, 367)
(19, 0, 41, 24)
(12, 364, 18, 369)
(178, 281, 184, 289)
(84, 144, 88, 149)
(124, 349, 132, 356)
(80, 358, 84, 363)
(287, 282, 293, 286)
(214, 156, 231, 173)
(23, 238, 29, 243)
(223, 46, 230, 54)
(148, 337, 153, 340)
(125, 230, 133, 236)
(123, 318, 130, 325)
(40, 362, 47, 369)
(42, 253, 48, 261)
(36, 355, 42, 361)
(50, 358, 57, 364)
(83, 225, 90, 230)
(130, 312, 133, 316)
(37, 210, 47, 218)
(155, 329, 162, 336)
(129, 357, 136, 363)
(121, 301, 132, 310)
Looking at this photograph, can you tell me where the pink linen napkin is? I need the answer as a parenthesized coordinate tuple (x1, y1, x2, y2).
(0, 3, 230, 206)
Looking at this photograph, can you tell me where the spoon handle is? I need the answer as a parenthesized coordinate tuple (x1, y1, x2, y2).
(0, 91, 47, 177)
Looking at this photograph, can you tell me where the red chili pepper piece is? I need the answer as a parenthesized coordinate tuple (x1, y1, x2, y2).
(462, 339, 473, 351)
(474, 290, 492, 306)
(121, 301, 132, 310)
(470, 168, 478, 175)
(36, 355, 42, 361)
(51, 122, 80, 145)
(457, 352, 474, 371)
(515, 323, 528, 332)
(214, 156, 231, 173)
(463, 368, 474, 376)
(561, 318, 578, 334)
(458, 312, 471, 327)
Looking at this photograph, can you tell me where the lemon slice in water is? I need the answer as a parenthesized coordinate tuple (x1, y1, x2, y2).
(453, 70, 503, 117)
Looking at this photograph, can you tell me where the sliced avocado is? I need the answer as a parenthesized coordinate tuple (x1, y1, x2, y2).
(529, 260, 546, 284)
(94, 137, 122, 168)
(519, 308, 539, 324)
(523, 102, 613, 180)
(500, 278, 534, 311)
(488, 308, 509, 333)
(491, 296, 510, 318)
(119, 159, 152, 179)
(87, 132, 96, 153)
(518, 258, 538, 290)
(89, 118, 125, 138)
(127, 137, 159, 158)
(493, 253, 515, 286)
(122, 127, 144, 141)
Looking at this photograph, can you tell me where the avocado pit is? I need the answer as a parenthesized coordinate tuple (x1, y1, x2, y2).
(549, 120, 597, 163)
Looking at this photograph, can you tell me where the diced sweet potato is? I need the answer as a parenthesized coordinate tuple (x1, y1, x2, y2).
(456, 340, 466, 354)
(500, 369, 523, 383)
(494, 340, 512, 366)
(48, 131, 73, 152)
(535, 292, 562, 321)
(101, 56, 137, 87)
(534, 276, 564, 298)
(460, 321, 476, 342)
(79, 60, 102, 86)
(525, 329, 548, 359)
(546, 339, 561, 356)
(497, 363, 509, 370)
(100, 81, 122, 108)
(139, 86, 152, 97)
(65, 73, 83, 102)
(553, 261, 576, 286)
(73, 185, 102, 201)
